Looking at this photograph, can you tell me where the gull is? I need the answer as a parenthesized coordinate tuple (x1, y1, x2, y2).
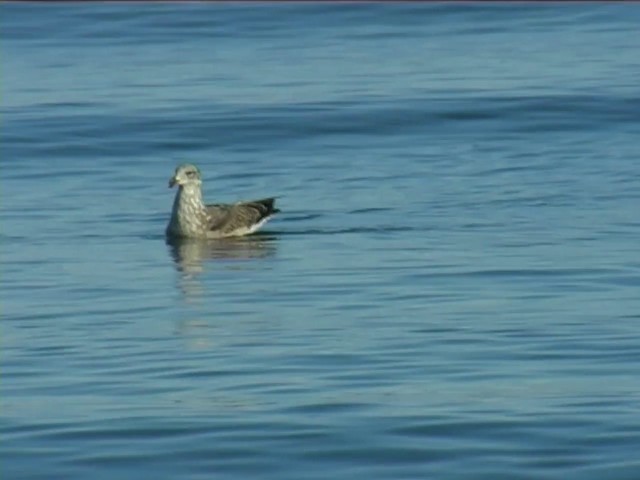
(166, 163, 279, 239)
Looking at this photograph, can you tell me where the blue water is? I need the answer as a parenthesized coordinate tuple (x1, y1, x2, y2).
(3, 3, 640, 479)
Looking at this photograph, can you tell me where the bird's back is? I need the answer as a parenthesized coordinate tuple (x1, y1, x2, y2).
(205, 198, 279, 237)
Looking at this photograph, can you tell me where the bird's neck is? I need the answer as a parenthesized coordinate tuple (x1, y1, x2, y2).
(173, 184, 206, 212)
(169, 184, 209, 237)
(172, 185, 205, 219)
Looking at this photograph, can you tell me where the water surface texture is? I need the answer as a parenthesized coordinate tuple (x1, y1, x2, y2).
(3, 4, 640, 480)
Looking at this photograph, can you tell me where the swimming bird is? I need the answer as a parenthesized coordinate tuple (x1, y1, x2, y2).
(166, 163, 279, 239)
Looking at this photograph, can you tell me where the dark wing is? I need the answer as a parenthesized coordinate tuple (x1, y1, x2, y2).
(205, 198, 279, 235)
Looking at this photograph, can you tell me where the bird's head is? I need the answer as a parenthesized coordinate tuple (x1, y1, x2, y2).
(169, 163, 202, 188)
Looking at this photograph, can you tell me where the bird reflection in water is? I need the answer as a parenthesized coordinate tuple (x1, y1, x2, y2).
(167, 234, 277, 302)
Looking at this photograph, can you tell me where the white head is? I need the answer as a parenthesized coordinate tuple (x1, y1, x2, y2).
(169, 163, 202, 188)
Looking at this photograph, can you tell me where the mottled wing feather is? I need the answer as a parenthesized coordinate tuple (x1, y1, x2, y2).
(205, 198, 278, 235)
(205, 203, 233, 231)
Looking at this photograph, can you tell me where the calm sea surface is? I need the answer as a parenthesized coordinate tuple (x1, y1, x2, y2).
(2, 3, 640, 479)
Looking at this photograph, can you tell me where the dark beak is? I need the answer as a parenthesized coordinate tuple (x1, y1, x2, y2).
(168, 177, 176, 188)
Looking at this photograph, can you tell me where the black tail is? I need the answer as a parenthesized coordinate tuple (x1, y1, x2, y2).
(256, 197, 280, 215)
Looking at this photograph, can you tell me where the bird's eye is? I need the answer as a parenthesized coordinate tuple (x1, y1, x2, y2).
(186, 171, 195, 177)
